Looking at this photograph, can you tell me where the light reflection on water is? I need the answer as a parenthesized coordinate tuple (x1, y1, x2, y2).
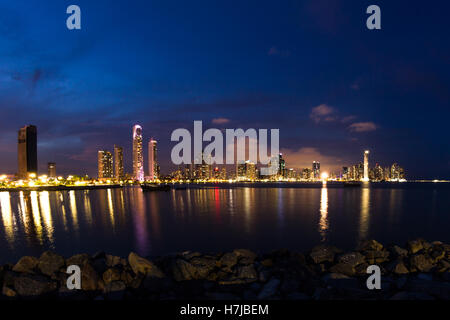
(0, 184, 449, 263)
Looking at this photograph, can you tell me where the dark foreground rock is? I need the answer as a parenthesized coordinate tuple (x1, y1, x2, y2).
(1, 239, 449, 300)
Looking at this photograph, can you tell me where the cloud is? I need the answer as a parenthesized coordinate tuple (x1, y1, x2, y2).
(212, 117, 231, 125)
(310, 104, 336, 123)
(348, 122, 377, 132)
(280, 147, 346, 173)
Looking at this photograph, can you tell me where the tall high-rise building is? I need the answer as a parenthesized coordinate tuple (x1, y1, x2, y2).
(98, 151, 113, 179)
(312, 161, 320, 180)
(148, 138, 158, 180)
(245, 161, 257, 180)
(236, 161, 246, 180)
(363, 150, 370, 181)
(18, 125, 38, 178)
(132, 125, 144, 181)
(48, 162, 56, 178)
(278, 153, 285, 177)
(114, 145, 124, 180)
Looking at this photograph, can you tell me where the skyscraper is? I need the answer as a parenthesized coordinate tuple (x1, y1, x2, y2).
(278, 153, 285, 177)
(132, 125, 144, 182)
(18, 125, 37, 178)
(148, 138, 158, 181)
(312, 161, 320, 180)
(98, 151, 113, 179)
(48, 162, 56, 178)
(363, 150, 370, 182)
(114, 145, 124, 180)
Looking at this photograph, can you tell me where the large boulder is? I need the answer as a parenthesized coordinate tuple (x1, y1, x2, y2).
(410, 254, 434, 272)
(337, 252, 365, 267)
(357, 240, 383, 252)
(408, 239, 424, 254)
(14, 274, 57, 296)
(218, 252, 238, 270)
(309, 245, 340, 264)
(81, 262, 99, 291)
(128, 252, 165, 278)
(387, 259, 409, 275)
(38, 251, 65, 276)
(66, 254, 90, 267)
(233, 249, 257, 264)
(103, 268, 122, 285)
(12, 256, 39, 274)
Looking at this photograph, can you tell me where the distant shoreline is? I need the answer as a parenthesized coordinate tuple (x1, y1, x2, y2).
(0, 180, 449, 193)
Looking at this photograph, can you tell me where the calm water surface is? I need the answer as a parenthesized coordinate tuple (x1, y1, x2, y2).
(0, 183, 449, 263)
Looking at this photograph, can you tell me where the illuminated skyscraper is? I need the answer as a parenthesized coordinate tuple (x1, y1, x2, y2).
(148, 138, 158, 180)
(18, 125, 37, 178)
(98, 151, 113, 179)
(48, 162, 56, 178)
(278, 153, 285, 177)
(245, 160, 257, 180)
(312, 161, 320, 180)
(132, 125, 144, 181)
(363, 150, 370, 182)
(114, 145, 124, 180)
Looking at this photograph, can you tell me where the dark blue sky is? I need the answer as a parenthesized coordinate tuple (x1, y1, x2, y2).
(0, 0, 449, 178)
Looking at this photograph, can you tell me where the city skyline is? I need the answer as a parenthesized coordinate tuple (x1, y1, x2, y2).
(3, 123, 411, 182)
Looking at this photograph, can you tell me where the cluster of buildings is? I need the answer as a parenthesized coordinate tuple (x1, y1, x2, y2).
(97, 125, 159, 182)
(167, 150, 406, 183)
(6, 125, 406, 184)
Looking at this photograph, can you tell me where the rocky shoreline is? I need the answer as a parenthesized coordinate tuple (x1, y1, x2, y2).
(1, 239, 449, 300)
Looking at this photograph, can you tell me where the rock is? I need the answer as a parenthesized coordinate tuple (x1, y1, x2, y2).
(173, 259, 196, 281)
(408, 239, 424, 254)
(189, 257, 217, 278)
(12, 256, 39, 274)
(309, 245, 339, 264)
(38, 251, 65, 276)
(103, 268, 121, 284)
(257, 278, 280, 299)
(128, 252, 165, 278)
(389, 245, 408, 258)
(387, 259, 409, 275)
(66, 253, 90, 267)
(81, 262, 99, 291)
(410, 254, 434, 272)
(105, 255, 123, 267)
(261, 259, 273, 267)
(236, 265, 257, 281)
(180, 251, 202, 260)
(357, 239, 383, 251)
(337, 252, 365, 267)
(364, 250, 389, 264)
(233, 249, 257, 264)
(329, 263, 355, 276)
(2, 285, 17, 297)
(218, 252, 238, 270)
(430, 247, 446, 263)
(14, 274, 57, 296)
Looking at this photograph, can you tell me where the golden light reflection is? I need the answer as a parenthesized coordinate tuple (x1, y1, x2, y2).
(69, 191, 79, 232)
(30, 191, 43, 244)
(83, 191, 93, 226)
(107, 189, 115, 230)
(319, 186, 329, 242)
(0, 192, 14, 246)
(39, 191, 54, 244)
(359, 186, 370, 240)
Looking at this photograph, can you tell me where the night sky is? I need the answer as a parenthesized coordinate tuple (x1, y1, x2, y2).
(0, 0, 449, 179)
